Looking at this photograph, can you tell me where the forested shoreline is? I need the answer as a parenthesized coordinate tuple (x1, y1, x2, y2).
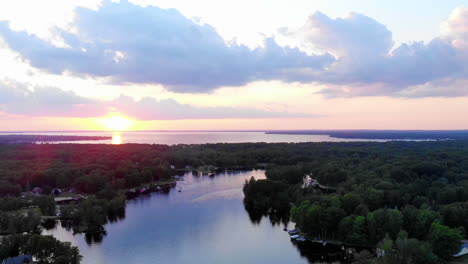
(266, 130, 468, 140)
(240, 141, 468, 263)
(0, 135, 111, 144)
(0, 141, 468, 263)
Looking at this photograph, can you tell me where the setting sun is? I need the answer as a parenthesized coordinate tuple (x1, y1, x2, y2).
(99, 114, 134, 131)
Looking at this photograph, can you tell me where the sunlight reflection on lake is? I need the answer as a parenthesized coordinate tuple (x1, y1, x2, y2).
(111, 133, 122, 145)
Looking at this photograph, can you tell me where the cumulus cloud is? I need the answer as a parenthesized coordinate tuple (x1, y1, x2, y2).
(442, 7, 468, 50)
(282, 11, 467, 97)
(0, 80, 314, 120)
(0, 1, 467, 98)
(282, 12, 393, 59)
(0, 0, 333, 93)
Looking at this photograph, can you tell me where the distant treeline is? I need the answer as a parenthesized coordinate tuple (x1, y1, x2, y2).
(0, 134, 111, 144)
(266, 130, 468, 140)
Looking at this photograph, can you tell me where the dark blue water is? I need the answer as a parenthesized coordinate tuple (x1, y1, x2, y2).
(43, 170, 313, 264)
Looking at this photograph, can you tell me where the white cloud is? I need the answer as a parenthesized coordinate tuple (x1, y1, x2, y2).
(282, 9, 468, 97)
(0, 1, 466, 98)
(442, 7, 468, 48)
(0, 0, 333, 93)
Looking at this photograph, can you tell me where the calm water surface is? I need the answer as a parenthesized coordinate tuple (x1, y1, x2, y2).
(43, 170, 314, 264)
(2, 131, 386, 144)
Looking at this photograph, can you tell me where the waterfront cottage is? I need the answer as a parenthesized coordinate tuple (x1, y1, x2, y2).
(54, 196, 81, 205)
(31, 187, 42, 195)
(50, 188, 63, 196)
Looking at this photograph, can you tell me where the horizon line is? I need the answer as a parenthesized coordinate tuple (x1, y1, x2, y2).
(1, 129, 468, 133)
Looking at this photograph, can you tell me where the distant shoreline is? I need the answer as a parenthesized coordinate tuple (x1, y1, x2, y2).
(266, 130, 468, 140)
(1, 130, 468, 143)
(0, 134, 111, 144)
(1, 129, 467, 134)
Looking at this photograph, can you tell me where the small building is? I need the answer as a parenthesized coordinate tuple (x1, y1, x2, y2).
(54, 197, 80, 205)
(2, 255, 33, 264)
(31, 187, 42, 195)
(50, 188, 63, 196)
(139, 188, 150, 195)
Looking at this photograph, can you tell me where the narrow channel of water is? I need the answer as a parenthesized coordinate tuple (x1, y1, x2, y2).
(43, 170, 325, 264)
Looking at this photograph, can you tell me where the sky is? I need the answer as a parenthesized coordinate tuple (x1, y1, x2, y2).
(0, 0, 467, 131)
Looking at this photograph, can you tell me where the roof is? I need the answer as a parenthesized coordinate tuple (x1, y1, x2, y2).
(2, 255, 33, 264)
(54, 197, 75, 202)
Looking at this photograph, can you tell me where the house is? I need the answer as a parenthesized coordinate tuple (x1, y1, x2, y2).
(31, 187, 42, 195)
(2, 255, 33, 264)
(50, 188, 63, 196)
(139, 188, 150, 195)
(54, 197, 80, 205)
(453, 240, 468, 257)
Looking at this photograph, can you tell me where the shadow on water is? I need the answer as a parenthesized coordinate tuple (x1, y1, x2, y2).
(41, 219, 57, 230)
(108, 209, 126, 223)
(244, 204, 264, 224)
(292, 241, 346, 263)
(41, 209, 125, 245)
(85, 230, 107, 244)
(243, 199, 359, 263)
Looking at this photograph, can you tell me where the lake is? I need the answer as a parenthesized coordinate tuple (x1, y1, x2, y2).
(1, 131, 386, 144)
(42, 170, 327, 264)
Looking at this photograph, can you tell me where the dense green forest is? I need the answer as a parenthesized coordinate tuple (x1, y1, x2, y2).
(0, 234, 81, 264)
(240, 141, 468, 263)
(0, 141, 468, 263)
(0, 144, 174, 195)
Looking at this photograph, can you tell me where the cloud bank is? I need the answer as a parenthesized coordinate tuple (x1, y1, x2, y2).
(281, 10, 467, 97)
(0, 0, 333, 93)
(0, 80, 313, 120)
(0, 1, 467, 97)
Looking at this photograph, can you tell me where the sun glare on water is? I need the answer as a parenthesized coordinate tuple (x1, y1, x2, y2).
(111, 134, 122, 145)
(100, 114, 134, 131)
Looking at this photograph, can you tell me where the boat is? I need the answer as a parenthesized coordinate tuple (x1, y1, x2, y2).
(288, 229, 298, 235)
(296, 236, 306, 242)
(290, 235, 300, 239)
